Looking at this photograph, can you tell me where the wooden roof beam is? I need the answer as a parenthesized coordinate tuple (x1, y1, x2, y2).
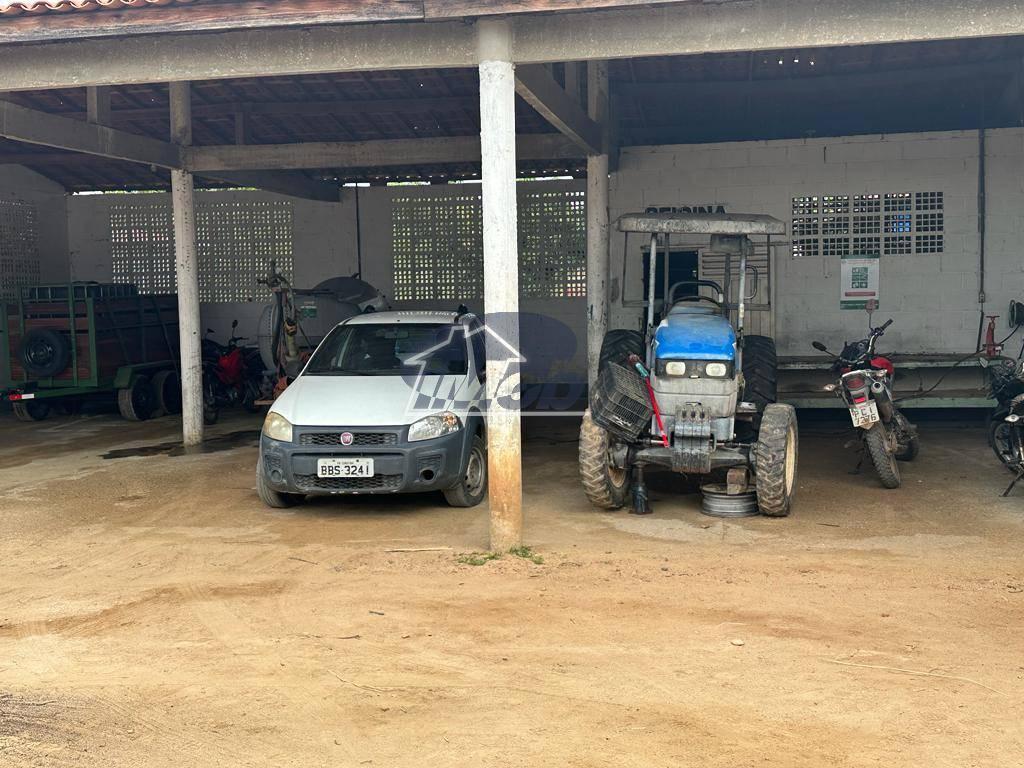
(514, 64, 603, 155)
(0, 99, 181, 168)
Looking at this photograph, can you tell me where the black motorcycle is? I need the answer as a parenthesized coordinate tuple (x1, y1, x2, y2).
(979, 354, 1024, 494)
(201, 320, 267, 425)
(813, 318, 919, 488)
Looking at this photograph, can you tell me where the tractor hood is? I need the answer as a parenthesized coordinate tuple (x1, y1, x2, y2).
(654, 313, 736, 361)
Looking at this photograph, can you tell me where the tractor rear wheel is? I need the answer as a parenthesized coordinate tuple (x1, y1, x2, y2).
(599, 329, 644, 371)
(742, 335, 777, 425)
(579, 408, 631, 509)
(754, 403, 798, 517)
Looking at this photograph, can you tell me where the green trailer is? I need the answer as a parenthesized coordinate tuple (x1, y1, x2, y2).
(1, 282, 181, 422)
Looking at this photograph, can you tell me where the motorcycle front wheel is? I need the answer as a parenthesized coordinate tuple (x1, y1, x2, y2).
(864, 423, 901, 489)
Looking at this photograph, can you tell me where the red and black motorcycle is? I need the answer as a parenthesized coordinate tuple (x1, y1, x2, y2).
(812, 318, 919, 488)
(202, 320, 266, 425)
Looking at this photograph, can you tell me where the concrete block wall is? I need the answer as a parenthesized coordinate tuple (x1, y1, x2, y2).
(610, 128, 1022, 356)
(0, 165, 70, 286)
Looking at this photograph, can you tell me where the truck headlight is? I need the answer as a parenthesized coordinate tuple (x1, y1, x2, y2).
(705, 362, 728, 377)
(409, 411, 461, 442)
(263, 412, 293, 442)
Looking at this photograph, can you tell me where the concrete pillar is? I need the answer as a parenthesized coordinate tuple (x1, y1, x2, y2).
(169, 81, 204, 446)
(586, 62, 610, 393)
(478, 20, 523, 552)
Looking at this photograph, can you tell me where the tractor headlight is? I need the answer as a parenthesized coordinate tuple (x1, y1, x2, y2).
(663, 361, 686, 376)
(263, 412, 293, 442)
(409, 411, 462, 442)
(705, 362, 728, 377)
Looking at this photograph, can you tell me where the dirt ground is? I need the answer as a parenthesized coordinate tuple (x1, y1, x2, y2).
(0, 406, 1022, 767)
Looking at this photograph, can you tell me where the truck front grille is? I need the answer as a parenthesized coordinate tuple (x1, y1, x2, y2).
(294, 473, 403, 491)
(299, 431, 398, 446)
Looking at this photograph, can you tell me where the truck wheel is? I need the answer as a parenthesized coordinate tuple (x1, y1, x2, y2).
(19, 328, 70, 379)
(579, 408, 631, 509)
(742, 335, 778, 427)
(864, 422, 901, 489)
(754, 403, 798, 517)
(13, 400, 50, 422)
(444, 435, 487, 508)
(118, 375, 156, 421)
(256, 457, 303, 509)
(599, 329, 644, 371)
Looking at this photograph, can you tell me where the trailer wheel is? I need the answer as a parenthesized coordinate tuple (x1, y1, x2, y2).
(754, 403, 798, 517)
(742, 335, 778, 428)
(13, 399, 51, 422)
(864, 422, 901, 489)
(598, 329, 644, 371)
(579, 408, 632, 509)
(152, 370, 182, 416)
(118, 375, 156, 421)
(19, 328, 71, 379)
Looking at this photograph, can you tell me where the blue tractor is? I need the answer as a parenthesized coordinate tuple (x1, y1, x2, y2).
(579, 212, 798, 517)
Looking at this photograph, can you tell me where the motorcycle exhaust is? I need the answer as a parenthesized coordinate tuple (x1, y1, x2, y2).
(870, 380, 894, 422)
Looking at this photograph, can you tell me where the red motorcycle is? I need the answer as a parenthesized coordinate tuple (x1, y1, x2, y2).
(202, 320, 266, 424)
(812, 318, 919, 488)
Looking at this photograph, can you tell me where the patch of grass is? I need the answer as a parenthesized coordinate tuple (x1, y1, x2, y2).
(508, 545, 544, 565)
(456, 551, 501, 566)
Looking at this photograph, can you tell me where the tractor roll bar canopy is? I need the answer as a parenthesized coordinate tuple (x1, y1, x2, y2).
(615, 212, 786, 236)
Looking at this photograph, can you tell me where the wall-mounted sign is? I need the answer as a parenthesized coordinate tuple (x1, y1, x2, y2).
(644, 204, 727, 214)
(840, 254, 880, 309)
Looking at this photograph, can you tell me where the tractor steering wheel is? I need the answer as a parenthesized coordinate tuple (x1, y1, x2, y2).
(666, 280, 725, 311)
(673, 294, 724, 311)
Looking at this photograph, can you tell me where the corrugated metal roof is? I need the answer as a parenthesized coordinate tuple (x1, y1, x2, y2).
(0, 0, 191, 15)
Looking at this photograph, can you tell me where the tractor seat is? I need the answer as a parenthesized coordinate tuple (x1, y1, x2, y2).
(667, 303, 722, 316)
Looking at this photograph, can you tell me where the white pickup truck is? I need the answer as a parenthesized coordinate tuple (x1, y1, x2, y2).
(256, 310, 487, 508)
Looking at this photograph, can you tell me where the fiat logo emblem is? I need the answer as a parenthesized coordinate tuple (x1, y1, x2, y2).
(340, 432, 354, 446)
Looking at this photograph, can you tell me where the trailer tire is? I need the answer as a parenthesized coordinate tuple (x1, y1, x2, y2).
(118, 375, 156, 421)
(13, 399, 50, 422)
(598, 329, 644, 372)
(579, 408, 632, 509)
(754, 403, 798, 517)
(152, 370, 182, 416)
(19, 328, 71, 379)
(864, 422, 901, 489)
(742, 335, 778, 424)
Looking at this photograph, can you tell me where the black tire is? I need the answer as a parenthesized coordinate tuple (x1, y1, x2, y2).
(988, 411, 1018, 472)
(12, 399, 50, 422)
(203, 374, 220, 425)
(598, 329, 644, 372)
(893, 410, 919, 461)
(444, 435, 488, 508)
(742, 335, 778, 428)
(579, 408, 632, 509)
(753, 403, 798, 517)
(117, 375, 156, 421)
(256, 457, 303, 509)
(19, 328, 71, 379)
(864, 423, 901, 489)
(242, 382, 261, 414)
(152, 370, 182, 416)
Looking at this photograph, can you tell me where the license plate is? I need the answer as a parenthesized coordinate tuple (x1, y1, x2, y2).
(850, 401, 880, 427)
(317, 458, 374, 478)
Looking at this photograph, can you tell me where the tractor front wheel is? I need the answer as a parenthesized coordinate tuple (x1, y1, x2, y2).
(599, 329, 644, 371)
(754, 403, 798, 517)
(579, 409, 632, 509)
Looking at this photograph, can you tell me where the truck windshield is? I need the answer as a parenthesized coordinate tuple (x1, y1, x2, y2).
(303, 323, 468, 376)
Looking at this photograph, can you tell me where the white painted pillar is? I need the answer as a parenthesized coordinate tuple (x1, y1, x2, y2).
(586, 61, 610, 393)
(478, 20, 523, 552)
(169, 81, 204, 446)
